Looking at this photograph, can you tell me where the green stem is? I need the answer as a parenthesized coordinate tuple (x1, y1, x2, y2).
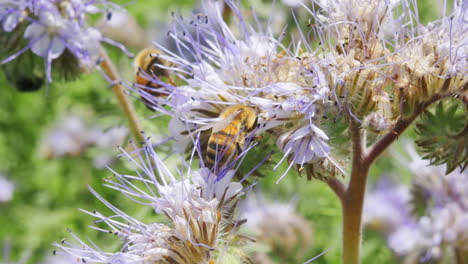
(98, 47, 144, 145)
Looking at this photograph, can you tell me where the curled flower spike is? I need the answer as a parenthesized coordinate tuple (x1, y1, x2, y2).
(135, 0, 336, 180)
(0, 0, 131, 83)
(390, 1, 468, 117)
(55, 142, 254, 264)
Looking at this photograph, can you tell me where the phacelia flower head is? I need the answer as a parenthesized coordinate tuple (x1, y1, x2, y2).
(56, 141, 254, 264)
(391, 1, 468, 114)
(0, 0, 131, 83)
(136, 0, 337, 182)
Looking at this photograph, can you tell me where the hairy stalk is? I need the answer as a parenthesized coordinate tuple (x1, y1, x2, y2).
(340, 96, 445, 264)
(325, 177, 346, 203)
(342, 121, 367, 264)
(98, 46, 144, 145)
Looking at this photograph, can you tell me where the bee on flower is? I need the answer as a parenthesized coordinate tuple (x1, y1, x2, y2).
(135, 0, 341, 182)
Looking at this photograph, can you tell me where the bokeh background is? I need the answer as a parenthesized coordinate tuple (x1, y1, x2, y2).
(0, 0, 444, 263)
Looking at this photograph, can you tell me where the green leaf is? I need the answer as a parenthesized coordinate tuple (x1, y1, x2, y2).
(414, 98, 467, 174)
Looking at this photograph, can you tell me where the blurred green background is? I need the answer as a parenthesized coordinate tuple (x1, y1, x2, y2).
(0, 0, 441, 263)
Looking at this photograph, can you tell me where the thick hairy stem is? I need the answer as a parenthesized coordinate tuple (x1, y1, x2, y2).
(99, 47, 144, 145)
(339, 95, 448, 264)
(325, 178, 346, 203)
(342, 122, 367, 264)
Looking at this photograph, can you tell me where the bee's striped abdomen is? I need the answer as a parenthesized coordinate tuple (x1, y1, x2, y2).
(205, 105, 257, 170)
(206, 127, 239, 168)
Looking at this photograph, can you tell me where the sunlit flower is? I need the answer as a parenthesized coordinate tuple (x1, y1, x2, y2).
(138, 0, 335, 181)
(56, 142, 253, 264)
(40, 115, 95, 158)
(387, 223, 424, 257)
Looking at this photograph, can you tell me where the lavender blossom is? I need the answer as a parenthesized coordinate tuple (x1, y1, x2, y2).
(40, 114, 128, 168)
(56, 142, 253, 264)
(0, 0, 130, 83)
(366, 142, 468, 263)
(0, 175, 14, 203)
(0, 0, 28, 32)
(40, 115, 96, 158)
(137, 0, 335, 181)
(363, 180, 412, 233)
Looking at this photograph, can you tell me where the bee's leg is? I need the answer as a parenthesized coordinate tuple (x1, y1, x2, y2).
(236, 143, 242, 153)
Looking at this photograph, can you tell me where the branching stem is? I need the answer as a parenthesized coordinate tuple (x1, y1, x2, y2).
(98, 46, 144, 145)
(340, 98, 444, 264)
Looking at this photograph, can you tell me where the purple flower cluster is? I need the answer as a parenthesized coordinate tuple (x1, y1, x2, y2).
(0, 0, 130, 82)
(364, 143, 468, 262)
(136, 0, 336, 182)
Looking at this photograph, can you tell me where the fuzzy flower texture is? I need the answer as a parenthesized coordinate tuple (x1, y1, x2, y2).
(43, 0, 467, 263)
(135, 0, 467, 182)
(0, 0, 130, 82)
(56, 143, 254, 264)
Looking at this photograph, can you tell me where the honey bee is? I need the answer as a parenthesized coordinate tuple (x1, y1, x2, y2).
(206, 105, 257, 169)
(134, 48, 173, 110)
